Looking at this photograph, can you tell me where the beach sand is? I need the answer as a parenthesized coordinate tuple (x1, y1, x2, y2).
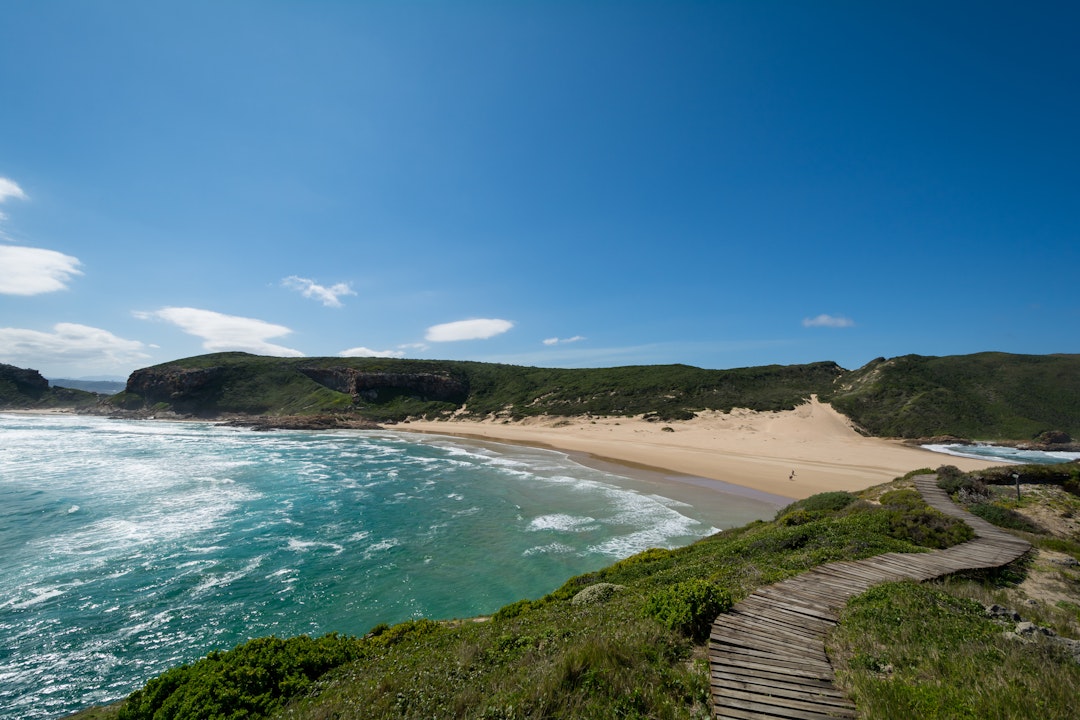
(399, 397, 1007, 501)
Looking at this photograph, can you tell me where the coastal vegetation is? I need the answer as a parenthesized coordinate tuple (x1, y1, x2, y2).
(72, 465, 1080, 720)
(92, 350, 1080, 442)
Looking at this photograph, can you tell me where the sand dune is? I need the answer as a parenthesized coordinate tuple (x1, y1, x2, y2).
(399, 397, 1005, 500)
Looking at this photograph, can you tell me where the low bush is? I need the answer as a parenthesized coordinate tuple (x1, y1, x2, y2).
(118, 634, 362, 720)
(642, 580, 733, 641)
(969, 503, 1043, 533)
(879, 489, 974, 548)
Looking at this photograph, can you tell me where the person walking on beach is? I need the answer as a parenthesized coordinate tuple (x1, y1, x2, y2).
(789, 470, 796, 481)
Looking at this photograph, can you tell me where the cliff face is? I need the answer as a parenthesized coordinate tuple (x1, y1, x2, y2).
(298, 367, 468, 403)
(123, 369, 227, 414)
(125, 366, 226, 407)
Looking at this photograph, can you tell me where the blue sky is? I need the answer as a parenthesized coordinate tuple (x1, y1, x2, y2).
(1, 1, 1077, 379)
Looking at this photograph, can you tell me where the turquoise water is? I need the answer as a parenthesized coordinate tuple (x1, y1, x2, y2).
(924, 443, 1080, 465)
(0, 414, 777, 719)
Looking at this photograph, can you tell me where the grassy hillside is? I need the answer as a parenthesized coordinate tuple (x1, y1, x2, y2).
(111, 353, 845, 421)
(108, 351, 1080, 442)
(70, 467, 1080, 720)
(826, 352, 1080, 440)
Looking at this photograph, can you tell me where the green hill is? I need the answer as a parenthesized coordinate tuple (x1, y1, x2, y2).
(826, 352, 1080, 440)
(107, 351, 1080, 442)
(110, 352, 846, 422)
(0, 363, 99, 409)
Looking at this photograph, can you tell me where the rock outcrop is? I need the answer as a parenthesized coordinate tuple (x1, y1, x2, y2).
(125, 366, 226, 407)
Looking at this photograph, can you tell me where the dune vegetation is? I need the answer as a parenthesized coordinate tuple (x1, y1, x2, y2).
(98, 351, 1080, 442)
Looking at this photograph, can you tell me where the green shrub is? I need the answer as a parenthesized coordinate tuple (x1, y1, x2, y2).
(935, 465, 969, 494)
(642, 580, 732, 641)
(969, 503, 1043, 533)
(776, 491, 858, 522)
(879, 489, 975, 548)
(118, 634, 362, 720)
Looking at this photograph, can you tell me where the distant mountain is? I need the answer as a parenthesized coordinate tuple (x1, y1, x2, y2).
(0, 364, 99, 409)
(48, 378, 127, 394)
(106, 351, 1080, 442)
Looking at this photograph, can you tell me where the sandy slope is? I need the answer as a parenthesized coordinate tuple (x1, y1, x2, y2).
(399, 397, 1005, 500)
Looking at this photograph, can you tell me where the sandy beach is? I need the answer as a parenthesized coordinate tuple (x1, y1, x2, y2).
(399, 398, 1006, 500)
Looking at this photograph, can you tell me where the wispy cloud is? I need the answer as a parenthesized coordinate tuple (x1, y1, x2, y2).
(0, 177, 27, 204)
(425, 318, 514, 342)
(282, 276, 356, 308)
(542, 335, 586, 346)
(135, 307, 304, 357)
(0, 176, 27, 225)
(802, 314, 855, 328)
(339, 346, 407, 358)
(0, 322, 149, 374)
(0, 245, 83, 295)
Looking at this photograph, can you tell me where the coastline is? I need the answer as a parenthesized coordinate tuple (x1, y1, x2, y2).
(3, 401, 1011, 501)
(397, 398, 1009, 500)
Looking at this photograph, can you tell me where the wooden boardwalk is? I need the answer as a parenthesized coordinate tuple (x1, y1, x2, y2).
(709, 474, 1031, 719)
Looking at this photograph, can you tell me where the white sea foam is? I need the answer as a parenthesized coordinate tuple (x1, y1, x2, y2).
(286, 538, 344, 555)
(523, 542, 575, 556)
(924, 443, 1080, 465)
(190, 556, 265, 597)
(527, 514, 598, 532)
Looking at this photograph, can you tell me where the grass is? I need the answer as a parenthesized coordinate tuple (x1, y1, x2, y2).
(830, 580, 1080, 720)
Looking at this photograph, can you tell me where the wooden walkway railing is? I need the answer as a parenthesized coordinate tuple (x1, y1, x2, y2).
(709, 474, 1031, 719)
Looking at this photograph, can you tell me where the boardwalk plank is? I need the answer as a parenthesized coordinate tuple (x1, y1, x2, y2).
(710, 473, 1030, 719)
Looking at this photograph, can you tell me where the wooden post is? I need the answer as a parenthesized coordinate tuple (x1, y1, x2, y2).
(1013, 473, 1020, 501)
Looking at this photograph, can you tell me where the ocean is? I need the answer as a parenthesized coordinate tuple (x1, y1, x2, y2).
(924, 443, 1080, 465)
(0, 413, 779, 719)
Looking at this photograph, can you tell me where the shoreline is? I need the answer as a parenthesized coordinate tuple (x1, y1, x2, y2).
(396, 398, 1009, 500)
(3, 402, 1011, 501)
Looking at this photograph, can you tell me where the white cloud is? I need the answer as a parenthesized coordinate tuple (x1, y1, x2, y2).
(0, 323, 150, 375)
(0, 245, 83, 295)
(802, 314, 855, 328)
(543, 335, 586, 346)
(282, 276, 356, 308)
(338, 346, 407, 359)
(0, 177, 27, 204)
(136, 307, 304, 357)
(425, 318, 514, 342)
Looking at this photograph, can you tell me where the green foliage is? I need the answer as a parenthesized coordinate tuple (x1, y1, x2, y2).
(642, 580, 733, 640)
(968, 503, 1043, 533)
(826, 352, 1080, 440)
(776, 491, 857, 521)
(111, 353, 847, 421)
(878, 489, 975, 548)
(102, 351, 1080, 439)
(117, 634, 362, 720)
(832, 581, 1080, 719)
(363, 619, 441, 648)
